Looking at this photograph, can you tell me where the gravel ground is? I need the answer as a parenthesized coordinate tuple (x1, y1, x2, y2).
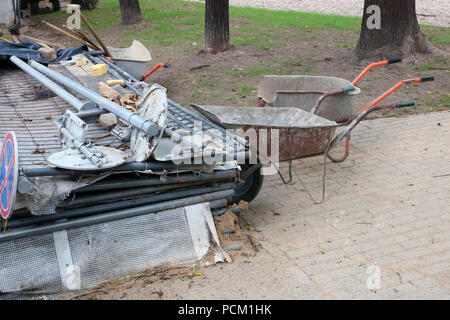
(190, 0, 449, 27)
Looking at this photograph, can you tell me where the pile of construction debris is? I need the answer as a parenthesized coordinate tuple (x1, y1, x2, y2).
(0, 10, 260, 298)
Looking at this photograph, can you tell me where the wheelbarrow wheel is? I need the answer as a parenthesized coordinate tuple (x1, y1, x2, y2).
(232, 164, 264, 205)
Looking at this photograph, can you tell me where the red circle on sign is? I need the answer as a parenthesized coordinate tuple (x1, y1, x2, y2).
(0, 132, 18, 220)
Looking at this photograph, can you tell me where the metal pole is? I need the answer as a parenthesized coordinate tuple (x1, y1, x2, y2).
(209, 199, 229, 209)
(21, 162, 211, 177)
(10, 56, 96, 112)
(66, 177, 234, 208)
(0, 189, 235, 242)
(76, 170, 236, 193)
(7, 182, 235, 229)
(28, 60, 160, 137)
(211, 206, 240, 216)
(64, 181, 212, 208)
(76, 108, 107, 119)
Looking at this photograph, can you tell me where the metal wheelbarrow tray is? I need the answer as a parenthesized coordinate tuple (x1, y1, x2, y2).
(191, 105, 338, 162)
(107, 40, 152, 80)
(257, 75, 361, 122)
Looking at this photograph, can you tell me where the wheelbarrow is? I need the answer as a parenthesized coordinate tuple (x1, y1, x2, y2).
(192, 60, 434, 203)
(256, 58, 435, 163)
(191, 98, 428, 203)
(192, 99, 418, 163)
(256, 58, 405, 122)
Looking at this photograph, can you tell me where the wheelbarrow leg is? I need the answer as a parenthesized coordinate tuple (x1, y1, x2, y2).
(277, 160, 293, 184)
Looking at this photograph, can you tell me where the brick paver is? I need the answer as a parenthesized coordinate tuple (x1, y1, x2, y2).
(101, 111, 450, 300)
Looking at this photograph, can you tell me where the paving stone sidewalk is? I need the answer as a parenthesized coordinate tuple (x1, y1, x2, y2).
(116, 111, 450, 300)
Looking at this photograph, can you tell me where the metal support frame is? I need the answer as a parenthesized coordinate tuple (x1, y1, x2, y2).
(86, 52, 247, 154)
(53, 114, 105, 167)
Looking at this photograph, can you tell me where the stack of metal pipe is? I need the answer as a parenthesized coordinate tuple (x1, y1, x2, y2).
(1, 169, 239, 243)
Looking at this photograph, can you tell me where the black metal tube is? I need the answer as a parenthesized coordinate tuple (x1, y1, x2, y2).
(21, 162, 210, 177)
(209, 199, 229, 209)
(7, 182, 235, 229)
(65, 180, 221, 208)
(0, 189, 235, 242)
(211, 206, 241, 216)
(76, 108, 107, 119)
(76, 170, 236, 193)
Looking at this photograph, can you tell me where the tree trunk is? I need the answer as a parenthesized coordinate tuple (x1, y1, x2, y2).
(119, 0, 143, 25)
(51, 0, 61, 12)
(205, 0, 230, 53)
(356, 0, 431, 57)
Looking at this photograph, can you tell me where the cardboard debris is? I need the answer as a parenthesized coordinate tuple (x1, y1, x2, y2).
(98, 113, 118, 130)
(120, 93, 142, 109)
(98, 81, 121, 103)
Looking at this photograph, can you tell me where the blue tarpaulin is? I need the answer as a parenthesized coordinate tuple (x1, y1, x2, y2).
(0, 40, 87, 64)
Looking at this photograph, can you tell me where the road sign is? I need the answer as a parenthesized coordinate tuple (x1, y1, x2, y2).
(1, 131, 18, 220)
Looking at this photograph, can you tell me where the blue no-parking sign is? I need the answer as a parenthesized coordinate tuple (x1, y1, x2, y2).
(0, 132, 18, 220)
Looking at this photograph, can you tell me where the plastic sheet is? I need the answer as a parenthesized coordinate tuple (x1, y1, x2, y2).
(0, 40, 86, 64)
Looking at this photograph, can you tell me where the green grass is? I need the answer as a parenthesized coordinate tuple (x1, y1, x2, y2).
(415, 56, 449, 71)
(440, 94, 450, 108)
(422, 26, 450, 45)
(41, 0, 449, 51)
(247, 66, 280, 76)
(44, 0, 363, 49)
(238, 85, 254, 98)
(424, 94, 450, 110)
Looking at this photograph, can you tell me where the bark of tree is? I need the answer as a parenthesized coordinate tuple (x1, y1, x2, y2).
(356, 0, 432, 57)
(205, 0, 230, 53)
(119, 0, 143, 25)
(51, 0, 60, 12)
